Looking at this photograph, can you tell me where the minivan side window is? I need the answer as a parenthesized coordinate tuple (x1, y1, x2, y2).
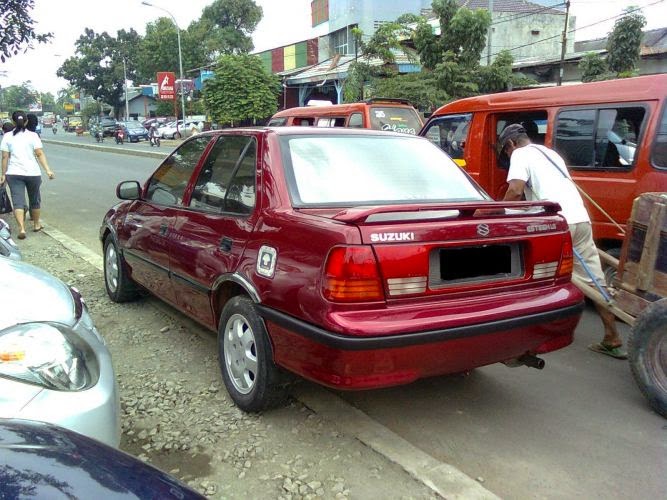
(554, 106, 646, 169)
(422, 113, 472, 161)
(652, 104, 667, 169)
(348, 113, 363, 128)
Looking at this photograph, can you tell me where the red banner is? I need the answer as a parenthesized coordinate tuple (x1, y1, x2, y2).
(157, 72, 176, 100)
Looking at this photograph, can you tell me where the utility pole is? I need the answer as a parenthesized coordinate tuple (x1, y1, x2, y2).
(557, 0, 571, 86)
(487, 0, 494, 65)
(123, 58, 130, 120)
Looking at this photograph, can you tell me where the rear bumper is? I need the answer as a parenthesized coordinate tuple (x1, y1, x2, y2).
(259, 300, 583, 390)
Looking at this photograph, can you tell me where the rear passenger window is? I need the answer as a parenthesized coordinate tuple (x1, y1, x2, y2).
(555, 106, 646, 169)
(190, 136, 256, 214)
(652, 104, 667, 169)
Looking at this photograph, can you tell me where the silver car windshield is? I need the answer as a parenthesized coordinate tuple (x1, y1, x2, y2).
(282, 135, 487, 206)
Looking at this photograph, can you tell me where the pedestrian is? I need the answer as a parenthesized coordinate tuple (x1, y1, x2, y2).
(498, 123, 627, 359)
(2, 122, 13, 135)
(0, 110, 55, 240)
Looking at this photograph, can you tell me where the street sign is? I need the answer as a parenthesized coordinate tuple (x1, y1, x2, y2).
(64, 103, 75, 112)
(157, 71, 176, 100)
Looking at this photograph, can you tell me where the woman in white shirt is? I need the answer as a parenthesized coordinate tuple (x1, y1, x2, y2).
(0, 110, 55, 239)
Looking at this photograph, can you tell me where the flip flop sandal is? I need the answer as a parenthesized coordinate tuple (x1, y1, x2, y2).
(588, 342, 628, 360)
(33, 226, 43, 232)
(17, 231, 26, 240)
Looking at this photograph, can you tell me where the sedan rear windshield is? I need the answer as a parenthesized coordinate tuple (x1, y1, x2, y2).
(369, 106, 422, 135)
(282, 135, 487, 206)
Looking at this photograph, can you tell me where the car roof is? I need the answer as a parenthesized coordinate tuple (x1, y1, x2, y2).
(199, 127, 425, 139)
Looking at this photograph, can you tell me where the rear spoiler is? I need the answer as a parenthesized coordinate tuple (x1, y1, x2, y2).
(332, 200, 562, 224)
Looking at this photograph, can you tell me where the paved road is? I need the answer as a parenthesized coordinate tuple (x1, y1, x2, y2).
(36, 143, 667, 499)
(39, 143, 161, 253)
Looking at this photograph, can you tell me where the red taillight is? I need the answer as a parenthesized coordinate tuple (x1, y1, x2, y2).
(558, 234, 574, 277)
(323, 246, 384, 302)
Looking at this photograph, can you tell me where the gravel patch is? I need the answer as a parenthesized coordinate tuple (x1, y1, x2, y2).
(6, 217, 439, 500)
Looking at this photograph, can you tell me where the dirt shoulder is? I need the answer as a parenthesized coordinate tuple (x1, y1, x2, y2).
(6, 219, 443, 499)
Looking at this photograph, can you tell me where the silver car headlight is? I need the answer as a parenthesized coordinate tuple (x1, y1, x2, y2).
(0, 323, 99, 391)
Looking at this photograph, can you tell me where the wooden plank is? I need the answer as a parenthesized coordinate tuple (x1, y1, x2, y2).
(613, 289, 651, 317)
(571, 276, 636, 326)
(637, 202, 665, 291)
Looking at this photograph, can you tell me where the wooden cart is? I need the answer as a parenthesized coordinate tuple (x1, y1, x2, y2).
(573, 192, 666, 418)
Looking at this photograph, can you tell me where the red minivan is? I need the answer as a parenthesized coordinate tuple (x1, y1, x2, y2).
(420, 74, 667, 253)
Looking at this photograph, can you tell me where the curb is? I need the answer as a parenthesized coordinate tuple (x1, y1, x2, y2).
(294, 384, 500, 500)
(42, 138, 167, 159)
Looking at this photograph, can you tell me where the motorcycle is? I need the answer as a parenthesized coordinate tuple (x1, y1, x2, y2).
(115, 128, 125, 145)
(51, 125, 57, 135)
(149, 134, 161, 147)
(94, 128, 104, 143)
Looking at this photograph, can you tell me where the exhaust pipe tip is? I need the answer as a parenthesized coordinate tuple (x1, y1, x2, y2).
(518, 354, 545, 370)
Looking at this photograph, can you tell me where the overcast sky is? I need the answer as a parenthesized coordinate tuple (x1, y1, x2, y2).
(1, 0, 665, 96)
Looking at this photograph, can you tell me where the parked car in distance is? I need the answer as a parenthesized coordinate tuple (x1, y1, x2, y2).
(0, 418, 205, 499)
(118, 121, 149, 142)
(98, 116, 118, 137)
(0, 257, 120, 447)
(100, 128, 584, 413)
(160, 120, 203, 139)
(143, 116, 174, 130)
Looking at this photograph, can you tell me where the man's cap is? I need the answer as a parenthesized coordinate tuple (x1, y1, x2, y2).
(497, 123, 527, 151)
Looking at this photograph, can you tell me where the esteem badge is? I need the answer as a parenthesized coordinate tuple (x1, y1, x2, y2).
(476, 224, 490, 237)
(257, 246, 277, 278)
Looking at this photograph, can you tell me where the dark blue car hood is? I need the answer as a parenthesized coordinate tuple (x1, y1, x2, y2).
(0, 419, 205, 499)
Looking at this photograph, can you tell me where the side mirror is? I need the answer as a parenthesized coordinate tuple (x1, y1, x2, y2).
(116, 181, 142, 200)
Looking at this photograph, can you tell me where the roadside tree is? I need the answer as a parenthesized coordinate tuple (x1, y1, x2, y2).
(2, 82, 36, 110)
(0, 0, 52, 62)
(606, 6, 646, 77)
(195, 0, 263, 56)
(203, 54, 279, 126)
(579, 52, 610, 82)
(57, 28, 141, 117)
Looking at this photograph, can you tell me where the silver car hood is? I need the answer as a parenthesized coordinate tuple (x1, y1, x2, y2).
(0, 258, 74, 329)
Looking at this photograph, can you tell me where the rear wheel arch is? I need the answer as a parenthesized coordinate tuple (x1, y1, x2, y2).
(212, 275, 261, 329)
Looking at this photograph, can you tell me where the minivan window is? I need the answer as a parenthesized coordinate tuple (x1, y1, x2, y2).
(555, 106, 646, 169)
(652, 104, 667, 169)
(348, 113, 363, 128)
(422, 113, 472, 162)
(369, 106, 421, 135)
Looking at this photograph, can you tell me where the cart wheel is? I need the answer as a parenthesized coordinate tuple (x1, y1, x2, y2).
(628, 298, 667, 418)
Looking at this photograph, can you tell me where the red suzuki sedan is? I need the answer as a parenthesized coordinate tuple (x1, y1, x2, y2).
(100, 127, 583, 412)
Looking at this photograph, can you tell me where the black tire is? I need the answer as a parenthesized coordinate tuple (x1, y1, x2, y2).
(103, 234, 139, 303)
(628, 298, 667, 418)
(173, 132, 181, 139)
(218, 296, 291, 412)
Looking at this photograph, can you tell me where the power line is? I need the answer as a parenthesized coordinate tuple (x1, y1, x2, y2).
(488, 0, 664, 58)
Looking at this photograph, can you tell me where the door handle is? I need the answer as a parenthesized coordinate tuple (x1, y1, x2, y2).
(159, 223, 168, 236)
(219, 237, 232, 252)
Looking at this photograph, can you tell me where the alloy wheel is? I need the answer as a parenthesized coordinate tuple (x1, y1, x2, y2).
(223, 313, 258, 395)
